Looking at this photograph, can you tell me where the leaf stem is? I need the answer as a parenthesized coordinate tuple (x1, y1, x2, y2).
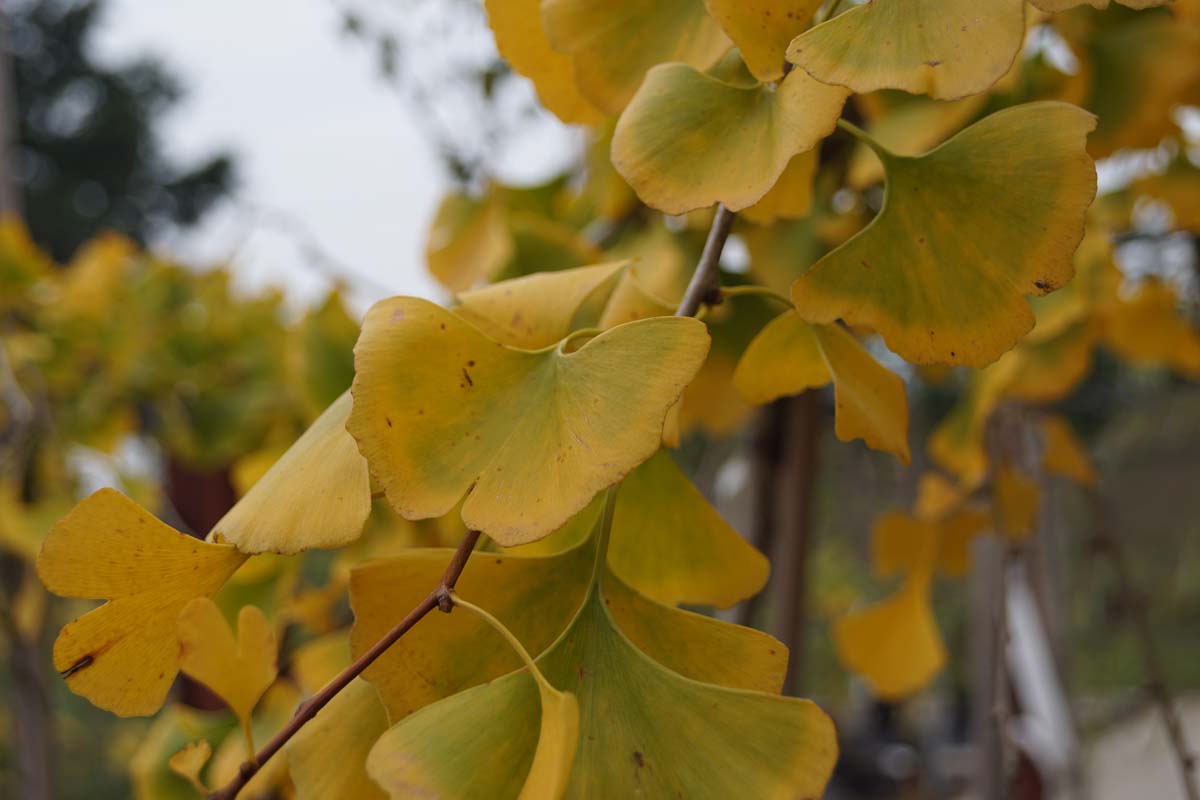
(836, 118, 886, 154)
(206, 528, 482, 800)
(675, 204, 736, 318)
(449, 593, 549, 686)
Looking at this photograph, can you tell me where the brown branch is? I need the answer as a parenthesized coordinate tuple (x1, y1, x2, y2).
(675, 204, 735, 318)
(1089, 491, 1199, 800)
(207, 528, 482, 800)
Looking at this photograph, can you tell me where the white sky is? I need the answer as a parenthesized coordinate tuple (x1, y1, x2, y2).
(93, 0, 453, 313)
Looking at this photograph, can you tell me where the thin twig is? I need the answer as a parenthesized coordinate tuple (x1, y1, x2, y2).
(1089, 491, 1199, 800)
(207, 529, 482, 800)
(675, 204, 735, 317)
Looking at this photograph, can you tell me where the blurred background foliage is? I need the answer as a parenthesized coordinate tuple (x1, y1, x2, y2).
(1, 0, 1199, 798)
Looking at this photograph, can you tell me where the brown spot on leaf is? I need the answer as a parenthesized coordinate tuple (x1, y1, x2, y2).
(60, 655, 94, 680)
(461, 368, 474, 387)
(385, 417, 393, 428)
(1034, 279, 1052, 291)
(633, 751, 645, 768)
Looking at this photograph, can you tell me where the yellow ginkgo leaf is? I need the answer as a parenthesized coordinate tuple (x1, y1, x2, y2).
(167, 740, 212, 796)
(1004, 320, 1098, 404)
(425, 192, 514, 292)
(792, 103, 1097, 367)
(1103, 280, 1200, 378)
(994, 465, 1039, 542)
(484, 0, 604, 125)
(702, 0, 822, 82)
(834, 573, 945, 700)
(349, 297, 709, 545)
(928, 357, 1021, 489)
(287, 678, 389, 800)
(208, 391, 371, 554)
(454, 261, 629, 349)
(541, 0, 732, 114)
(740, 149, 819, 226)
(1041, 414, 1097, 486)
(177, 599, 277, 732)
(611, 63, 848, 215)
(735, 311, 910, 462)
(207, 683, 298, 796)
(608, 449, 768, 608)
(132, 706, 234, 800)
(785, 0, 1026, 101)
(37, 489, 248, 717)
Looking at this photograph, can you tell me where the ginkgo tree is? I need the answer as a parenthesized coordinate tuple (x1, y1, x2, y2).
(11, 0, 1200, 798)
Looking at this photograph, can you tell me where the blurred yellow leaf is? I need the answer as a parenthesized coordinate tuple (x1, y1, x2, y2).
(994, 465, 1039, 542)
(793, 103, 1097, 367)
(209, 391, 371, 554)
(425, 193, 513, 292)
(1041, 414, 1097, 486)
(541, 0, 731, 114)
(167, 740, 212, 796)
(1103, 279, 1200, 378)
(612, 64, 847, 214)
(349, 297, 709, 545)
(741, 149, 819, 226)
(37, 489, 247, 717)
(484, 0, 604, 124)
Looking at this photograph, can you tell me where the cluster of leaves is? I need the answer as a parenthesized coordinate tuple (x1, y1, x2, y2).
(9, 0, 1200, 798)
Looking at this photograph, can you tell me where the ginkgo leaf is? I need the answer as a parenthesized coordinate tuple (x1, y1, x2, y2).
(1103, 280, 1200, 378)
(177, 598, 278, 742)
(703, 0, 822, 82)
(37, 489, 248, 717)
(485, 0, 604, 125)
(207, 683, 298, 796)
(740, 149, 819, 226)
(167, 740, 212, 796)
(735, 311, 910, 462)
(352, 500, 787, 720)
(834, 573, 945, 700)
(785, 0, 1026, 101)
(1003, 321, 1098, 403)
(539, 576, 836, 798)
(540, 0, 732, 114)
(611, 63, 848, 214)
(208, 391, 371, 554)
(453, 261, 629, 349)
(132, 706, 236, 799)
(792, 103, 1097, 367)
(928, 355, 1023, 488)
(994, 466, 1039, 542)
(607, 449, 768, 608)
(349, 297, 709, 545)
(1041, 414, 1097, 486)
(287, 679, 389, 800)
(1031, 0, 1173, 10)
(425, 193, 514, 292)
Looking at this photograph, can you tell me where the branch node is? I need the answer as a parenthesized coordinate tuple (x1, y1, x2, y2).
(435, 585, 454, 614)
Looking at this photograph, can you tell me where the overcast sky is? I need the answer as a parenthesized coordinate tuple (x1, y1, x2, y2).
(94, 0, 461, 312)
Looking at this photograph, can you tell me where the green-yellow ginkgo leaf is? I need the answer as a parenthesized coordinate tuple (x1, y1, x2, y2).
(167, 740, 212, 796)
(611, 63, 848, 215)
(453, 261, 629, 349)
(287, 678, 389, 800)
(349, 297, 709, 545)
(368, 592, 579, 800)
(485, 0, 604, 125)
(541, 0, 731, 115)
(703, 0, 822, 82)
(792, 103, 1097, 367)
(785, 0, 1026, 101)
(735, 310, 910, 462)
(177, 598, 278, 751)
(37, 489, 248, 717)
(208, 391, 371, 554)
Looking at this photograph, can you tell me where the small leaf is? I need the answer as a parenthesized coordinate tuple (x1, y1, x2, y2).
(209, 391, 371, 554)
(541, 0, 732, 114)
(349, 297, 709, 545)
(703, 0, 822, 82)
(1041, 414, 1097, 487)
(177, 599, 278, 732)
(792, 103, 1097, 367)
(612, 63, 848, 214)
(741, 149, 819, 226)
(167, 740, 212, 796)
(735, 311, 910, 462)
(37, 490, 248, 717)
(1103, 279, 1200, 378)
(785, 0, 1025, 100)
(994, 465, 1039, 542)
(484, 0, 604, 124)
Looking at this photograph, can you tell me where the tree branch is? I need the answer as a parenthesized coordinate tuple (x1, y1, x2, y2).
(207, 528, 482, 800)
(1089, 490, 1199, 800)
(675, 204, 735, 317)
